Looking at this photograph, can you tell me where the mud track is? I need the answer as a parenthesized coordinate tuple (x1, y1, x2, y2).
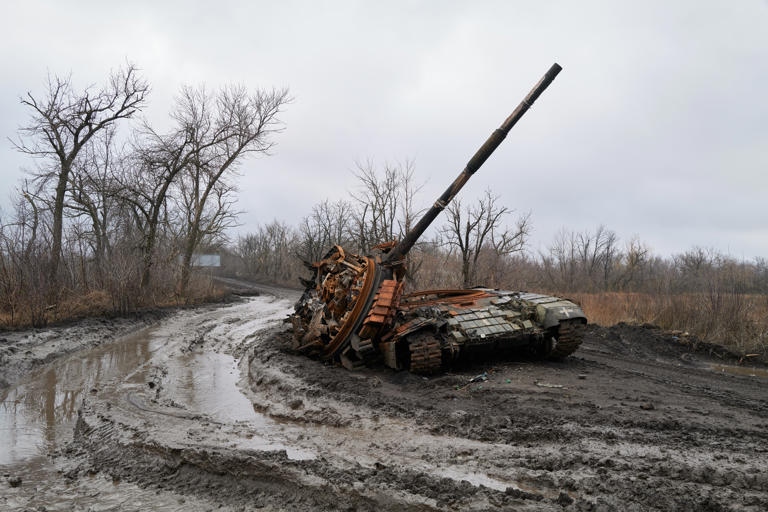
(2, 290, 768, 511)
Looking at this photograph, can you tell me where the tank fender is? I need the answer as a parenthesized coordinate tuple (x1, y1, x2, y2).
(535, 300, 587, 329)
(394, 316, 438, 339)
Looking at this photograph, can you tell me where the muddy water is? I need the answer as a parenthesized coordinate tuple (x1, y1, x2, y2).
(0, 323, 268, 468)
(1, 297, 313, 511)
(157, 351, 264, 423)
(0, 327, 158, 466)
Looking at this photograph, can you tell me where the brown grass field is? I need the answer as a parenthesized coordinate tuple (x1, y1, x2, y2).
(572, 291, 768, 356)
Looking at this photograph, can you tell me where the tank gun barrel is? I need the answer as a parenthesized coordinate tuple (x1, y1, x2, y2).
(385, 62, 562, 264)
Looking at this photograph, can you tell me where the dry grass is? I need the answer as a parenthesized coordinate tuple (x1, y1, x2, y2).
(571, 291, 768, 356)
(0, 274, 229, 330)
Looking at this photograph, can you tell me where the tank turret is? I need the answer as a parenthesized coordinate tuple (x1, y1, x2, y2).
(291, 63, 586, 373)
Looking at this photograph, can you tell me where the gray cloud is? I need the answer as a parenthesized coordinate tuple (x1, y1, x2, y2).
(1, 0, 766, 258)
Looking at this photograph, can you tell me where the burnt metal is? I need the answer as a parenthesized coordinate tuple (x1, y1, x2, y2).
(291, 63, 587, 374)
(385, 63, 562, 265)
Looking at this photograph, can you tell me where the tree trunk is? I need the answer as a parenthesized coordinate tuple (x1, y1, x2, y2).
(48, 163, 71, 301)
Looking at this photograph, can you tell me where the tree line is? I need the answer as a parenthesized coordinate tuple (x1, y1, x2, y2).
(229, 158, 768, 300)
(235, 175, 768, 299)
(1, 64, 289, 325)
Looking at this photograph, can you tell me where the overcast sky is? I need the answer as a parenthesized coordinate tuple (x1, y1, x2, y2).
(1, 1, 766, 259)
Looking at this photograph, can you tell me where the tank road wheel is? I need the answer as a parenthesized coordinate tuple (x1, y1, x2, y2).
(407, 333, 443, 375)
(548, 319, 586, 359)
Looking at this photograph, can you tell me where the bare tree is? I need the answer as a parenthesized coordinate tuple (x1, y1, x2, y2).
(348, 161, 420, 250)
(123, 118, 197, 292)
(236, 221, 298, 283)
(614, 236, 650, 291)
(297, 199, 355, 262)
(755, 257, 768, 292)
(14, 64, 148, 297)
(441, 190, 530, 288)
(350, 161, 400, 252)
(66, 126, 124, 287)
(0, 183, 52, 325)
(575, 225, 619, 291)
(392, 160, 422, 239)
(542, 225, 620, 292)
(541, 228, 579, 291)
(672, 246, 718, 292)
(172, 85, 290, 295)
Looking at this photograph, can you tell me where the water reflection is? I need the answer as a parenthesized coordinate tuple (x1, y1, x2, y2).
(0, 327, 156, 466)
(162, 351, 264, 424)
(0, 321, 280, 468)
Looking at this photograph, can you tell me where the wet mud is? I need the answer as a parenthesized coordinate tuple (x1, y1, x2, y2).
(2, 290, 767, 511)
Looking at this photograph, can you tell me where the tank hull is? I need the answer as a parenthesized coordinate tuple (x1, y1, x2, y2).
(385, 289, 586, 373)
(290, 247, 587, 374)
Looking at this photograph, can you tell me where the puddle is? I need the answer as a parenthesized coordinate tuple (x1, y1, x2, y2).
(436, 466, 510, 491)
(143, 351, 265, 424)
(0, 319, 306, 468)
(0, 297, 314, 510)
(710, 364, 768, 378)
(0, 327, 159, 467)
(231, 431, 316, 461)
(435, 465, 559, 498)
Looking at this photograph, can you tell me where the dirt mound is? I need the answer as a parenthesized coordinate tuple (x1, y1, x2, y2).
(593, 322, 764, 365)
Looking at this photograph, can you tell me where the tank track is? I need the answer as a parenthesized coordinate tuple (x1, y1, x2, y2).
(353, 336, 377, 361)
(408, 334, 442, 374)
(549, 319, 585, 359)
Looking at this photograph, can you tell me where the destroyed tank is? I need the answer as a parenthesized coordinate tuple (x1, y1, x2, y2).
(291, 63, 587, 374)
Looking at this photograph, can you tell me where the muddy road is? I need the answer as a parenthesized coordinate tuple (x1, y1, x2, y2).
(2, 289, 767, 511)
